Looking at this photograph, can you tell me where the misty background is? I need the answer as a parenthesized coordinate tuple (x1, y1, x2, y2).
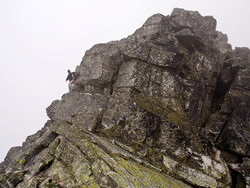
(0, 0, 250, 162)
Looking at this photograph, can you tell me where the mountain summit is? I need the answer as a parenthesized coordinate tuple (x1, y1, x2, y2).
(1, 8, 249, 187)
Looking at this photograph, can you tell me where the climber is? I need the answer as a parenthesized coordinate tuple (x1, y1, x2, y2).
(66, 69, 76, 92)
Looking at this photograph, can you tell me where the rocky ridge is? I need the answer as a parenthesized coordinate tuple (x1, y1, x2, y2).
(0, 8, 249, 188)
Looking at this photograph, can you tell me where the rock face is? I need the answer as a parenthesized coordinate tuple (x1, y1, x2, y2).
(1, 8, 249, 188)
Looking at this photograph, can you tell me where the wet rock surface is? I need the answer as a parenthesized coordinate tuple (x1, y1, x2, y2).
(1, 8, 249, 187)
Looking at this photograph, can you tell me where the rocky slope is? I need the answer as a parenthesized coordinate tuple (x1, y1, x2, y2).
(0, 8, 249, 188)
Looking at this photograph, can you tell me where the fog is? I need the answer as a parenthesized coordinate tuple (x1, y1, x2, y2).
(0, 0, 249, 162)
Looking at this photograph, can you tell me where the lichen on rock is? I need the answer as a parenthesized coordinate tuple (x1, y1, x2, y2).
(1, 8, 250, 188)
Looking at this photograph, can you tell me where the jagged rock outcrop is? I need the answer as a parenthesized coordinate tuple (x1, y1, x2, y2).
(1, 8, 249, 188)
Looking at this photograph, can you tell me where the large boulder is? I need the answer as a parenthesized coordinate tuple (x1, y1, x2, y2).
(46, 92, 108, 131)
(1, 8, 249, 187)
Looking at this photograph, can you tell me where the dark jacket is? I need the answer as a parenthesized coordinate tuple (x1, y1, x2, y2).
(66, 72, 76, 82)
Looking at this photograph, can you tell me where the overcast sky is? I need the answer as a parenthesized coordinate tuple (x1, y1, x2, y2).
(0, 0, 249, 162)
